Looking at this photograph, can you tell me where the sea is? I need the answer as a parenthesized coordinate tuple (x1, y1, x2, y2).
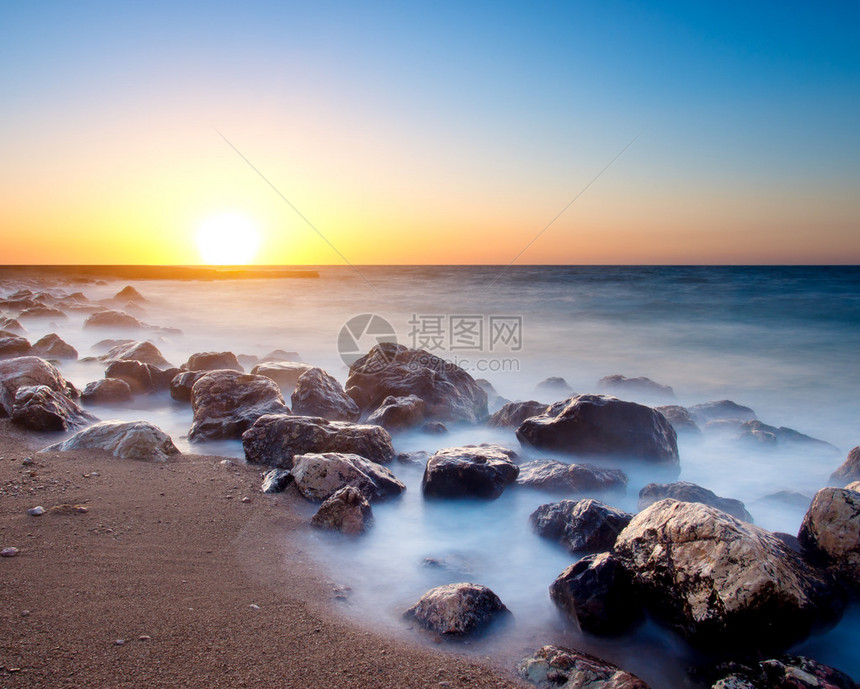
(5, 265, 860, 686)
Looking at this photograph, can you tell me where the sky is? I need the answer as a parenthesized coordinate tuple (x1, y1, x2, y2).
(2, 1, 859, 265)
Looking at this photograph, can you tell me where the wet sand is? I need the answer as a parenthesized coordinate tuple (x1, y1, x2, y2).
(0, 420, 526, 688)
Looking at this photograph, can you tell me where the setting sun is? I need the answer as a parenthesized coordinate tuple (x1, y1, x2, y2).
(195, 213, 261, 265)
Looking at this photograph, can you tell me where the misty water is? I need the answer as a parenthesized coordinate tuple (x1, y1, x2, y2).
(6, 265, 860, 686)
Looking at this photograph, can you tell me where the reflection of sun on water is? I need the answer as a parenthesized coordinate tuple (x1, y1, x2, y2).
(196, 213, 261, 265)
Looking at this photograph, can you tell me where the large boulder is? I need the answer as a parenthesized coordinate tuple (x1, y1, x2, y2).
(517, 645, 649, 689)
(242, 415, 394, 468)
(345, 343, 488, 423)
(613, 499, 845, 652)
(798, 487, 860, 590)
(0, 356, 78, 416)
(100, 340, 170, 367)
(81, 378, 134, 405)
(689, 400, 757, 424)
(549, 553, 641, 636)
(0, 335, 31, 358)
(183, 351, 243, 372)
(291, 367, 360, 422)
(83, 310, 143, 329)
(516, 459, 627, 494)
(11, 385, 97, 432)
(310, 485, 373, 535)
(638, 482, 753, 522)
(291, 452, 405, 502)
(41, 420, 180, 462)
(598, 375, 674, 399)
(30, 333, 77, 360)
(488, 400, 549, 429)
(250, 361, 313, 393)
(531, 499, 633, 554)
(516, 394, 679, 465)
(367, 394, 426, 431)
(831, 446, 860, 484)
(404, 582, 508, 636)
(422, 445, 519, 499)
(188, 370, 289, 441)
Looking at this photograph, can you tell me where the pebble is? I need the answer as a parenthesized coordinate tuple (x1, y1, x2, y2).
(114, 639, 125, 646)
(241, 497, 251, 503)
(1, 547, 20, 557)
(27, 506, 46, 516)
(20, 610, 30, 617)
(22, 457, 34, 466)
(249, 604, 260, 610)
(138, 635, 151, 641)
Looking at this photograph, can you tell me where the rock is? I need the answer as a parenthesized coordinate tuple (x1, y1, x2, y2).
(705, 656, 858, 689)
(91, 338, 134, 353)
(638, 482, 753, 522)
(517, 645, 650, 689)
(422, 421, 448, 434)
(367, 394, 426, 431)
(169, 370, 208, 402)
(0, 317, 26, 334)
(536, 376, 573, 396)
(549, 553, 641, 635)
(188, 370, 289, 442)
(291, 452, 405, 501)
(242, 414, 394, 468)
(183, 351, 243, 372)
(250, 361, 313, 392)
(0, 356, 78, 416)
(773, 532, 803, 554)
(83, 310, 144, 329)
(598, 375, 674, 399)
(422, 445, 519, 499)
(81, 378, 134, 404)
(798, 487, 860, 590)
(100, 340, 169, 367)
(757, 490, 812, 509)
(0, 335, 31, 358)
(1, 546, 20, 557)
(113, 285, 146, 302)
(11, 385, 98, 432)
(475, 378, 511, 413)
(517, 394, 679, 465)
(654, 405, 701, 435)
(260, 349, 302, 363)
(29, 333, 77, 360)
(261, 468, 293, 493)
(613, 499, 844, 652)
(345, 343, 488, 423)
(27, 506, 46, 516)
(41, 420, 180, 462)
(104, 360, 178, 394)
(516, 459, 628, 494)
(688, 400, 757, 424)
(531, 499, 633, 554)
(831, 446, 860, 484)
(404, 582, 508, 636)
(291, 368, 360, 422)
(310, 485, 373, 534)
(18, 305, 67, 320)
(737, 420, 838, 453)
(847, 481, 860, 493)
(488, 400, 549, 429)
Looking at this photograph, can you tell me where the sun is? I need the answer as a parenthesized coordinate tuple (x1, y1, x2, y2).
(195, 213, 261, 265)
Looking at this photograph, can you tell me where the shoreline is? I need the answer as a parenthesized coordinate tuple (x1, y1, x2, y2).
(0, 420, 525, 688)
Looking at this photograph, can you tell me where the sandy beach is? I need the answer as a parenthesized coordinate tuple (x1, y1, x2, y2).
(0, 419, 525, 688)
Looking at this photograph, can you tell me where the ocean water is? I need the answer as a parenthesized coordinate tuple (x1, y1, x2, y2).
(4, 265, 860, 686)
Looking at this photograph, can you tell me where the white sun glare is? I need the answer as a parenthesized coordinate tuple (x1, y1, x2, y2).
(196, 213, 261, 265)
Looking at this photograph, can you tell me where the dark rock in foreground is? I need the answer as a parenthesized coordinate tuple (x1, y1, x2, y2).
(638, 481, 753, 522)
(831, 446, 860, 484)
(11, 385, 97, 432)
(614, 499, 844, 652)
(404, 582, 508, 636)
(183, 351, 243, 372)
(310, 485, 373, 535)
(516, 459, 628, 494)
(242, 414, 394, 468)
(518, 645, 650, 689)
(516, 394, 679, 465)
(261, 468, 293, 494)
(291, 452, 404, 502)
(291, 367, 360, 422)
(0, 356, 79, 417)
(346, 343, 488, 423)
(705, 655, 858, 689)
(81, 378, 134, 404)
(530, 499, 632, 553)
(41, 420, 179, 462)
(422, 445, 519, 499)
(367, 394, 426, 431)
(30, 333, 78, 360)
(488, 400, 548, 428)
(688, 399, 757, 424)
(798, 487, 860, 591)
(598, 374, 674, 399)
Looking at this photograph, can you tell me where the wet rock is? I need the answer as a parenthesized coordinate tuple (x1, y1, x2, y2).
(183, 351, 243, 372)
(83, 310, 144, 329)
(654, 405, 701, 435)
(831, 446, 860, 484)
(310, 485, 373, 534)
(11, 385, 97, 432)
(104, 360, 178, 394)
(291, 452, 405, 502)
(516, 459, 628, 494)
(422, 445, 519, 499)
(705, 656, 858, 689)
(18, 305, 67, 320)
(613, 499, 845, 652)
(516, 394, 679, 465)
(0, 335, 31, 359)
(188, 370, 289, 442)
(242, 414, 394, 468)
(798, 487, 860, 591)
(291, 367, 360, 422)
(549, 552, 641, 635)
(598, 374, 674, 399)
(638, 481, 753, 522)
(261, 468, 293, 493)
(367, 394, 426, 431)
(517, 645, 650, 689)
(530, 499, 632, 553)
(41, 420, 180, 462)
(81, 378, 134, 404)
(113, 285, 146, 302)
(422, 421, 448, 434)
(169, 370, 208, 402)
(345, 343, 488, 423)
(737, 420, 838, 453)
(100, 340, 170, 367)
(688, 400, 757, 424)
(250, 361, 313, 393)
(0, 356, 78, 416)
(30, 333, 77, 360)
(488, 400, 549, 429)
(0, 317, 26, 334)
(404, 582, 508, 636)
(536, 376, 573, 396)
